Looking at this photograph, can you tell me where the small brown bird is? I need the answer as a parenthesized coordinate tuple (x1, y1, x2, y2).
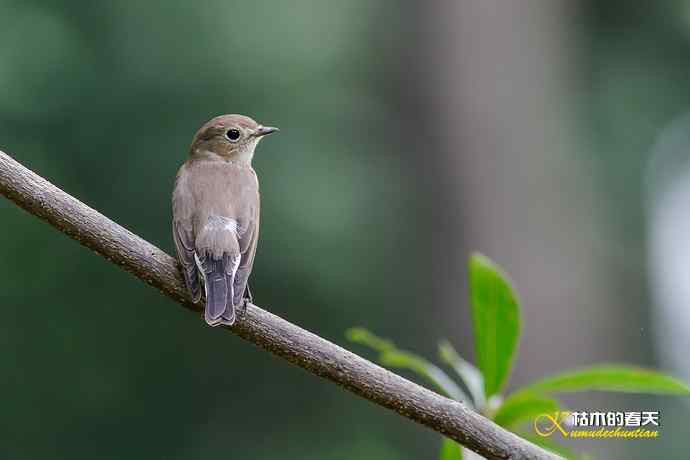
(172, 114, 278, 326)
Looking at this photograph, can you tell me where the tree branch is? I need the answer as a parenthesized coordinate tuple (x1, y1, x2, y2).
(0, 150, 560, 460)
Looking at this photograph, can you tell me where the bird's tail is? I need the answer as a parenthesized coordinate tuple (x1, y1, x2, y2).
(195, 252, 239, 326)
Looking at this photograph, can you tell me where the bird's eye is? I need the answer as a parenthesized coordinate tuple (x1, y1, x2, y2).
(226, 129, 241, 142)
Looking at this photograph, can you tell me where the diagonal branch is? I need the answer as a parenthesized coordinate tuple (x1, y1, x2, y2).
(0, 150, 560, 460)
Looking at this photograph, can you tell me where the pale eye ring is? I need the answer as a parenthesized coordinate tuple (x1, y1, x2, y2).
(226, 128, 241, 142)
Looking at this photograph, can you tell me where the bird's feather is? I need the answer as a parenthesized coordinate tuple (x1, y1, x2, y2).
(172, 157, 260, 326)
(234, 204, 259, 306)
(173, 218, 201, 302)
(195, 251, 240, 326)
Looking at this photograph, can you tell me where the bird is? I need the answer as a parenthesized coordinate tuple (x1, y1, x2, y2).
(172, 114, 278, 326)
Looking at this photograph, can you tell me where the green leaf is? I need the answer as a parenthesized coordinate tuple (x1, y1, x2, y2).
(468, 253, 521, 397)
(492, 391, 559, 428)
(346, 328, 470, 402)
(438, 340, 485, 409)
(439, 438, 463, 460)
(521, 364, 690, 396)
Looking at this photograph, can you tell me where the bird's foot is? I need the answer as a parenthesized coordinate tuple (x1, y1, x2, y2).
(244, 284, 254, 304)
(239, 298, 249, 318)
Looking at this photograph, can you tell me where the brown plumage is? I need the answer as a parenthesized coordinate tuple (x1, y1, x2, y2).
(172, 114, 277, 326)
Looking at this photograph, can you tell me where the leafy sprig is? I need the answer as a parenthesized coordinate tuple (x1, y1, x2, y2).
(347, 253, 690, 459)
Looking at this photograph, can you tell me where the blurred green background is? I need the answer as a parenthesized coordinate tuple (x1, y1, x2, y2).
(2, 1, 690, 459)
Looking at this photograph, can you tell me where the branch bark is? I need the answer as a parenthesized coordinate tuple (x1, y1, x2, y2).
(0, 150, 560, 460)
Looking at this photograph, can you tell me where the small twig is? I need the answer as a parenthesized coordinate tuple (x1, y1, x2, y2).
(0, 150, 560, 460)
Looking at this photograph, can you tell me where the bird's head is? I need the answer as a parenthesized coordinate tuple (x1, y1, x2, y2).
(189, 114, 278, 163)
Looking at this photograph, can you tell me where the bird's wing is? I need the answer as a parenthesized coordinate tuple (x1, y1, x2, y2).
(173, 218, 201, 303)
(172, 165, 202, 303)
(233, 201, 259, 306)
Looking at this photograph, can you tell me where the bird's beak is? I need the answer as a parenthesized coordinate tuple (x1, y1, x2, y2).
(254, 126, 279, 137)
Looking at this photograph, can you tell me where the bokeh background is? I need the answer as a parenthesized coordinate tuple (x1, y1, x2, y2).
(2, 1, 690, 458)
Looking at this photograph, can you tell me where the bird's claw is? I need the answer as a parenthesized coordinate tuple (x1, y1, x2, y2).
(239, 298, 249, 317)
